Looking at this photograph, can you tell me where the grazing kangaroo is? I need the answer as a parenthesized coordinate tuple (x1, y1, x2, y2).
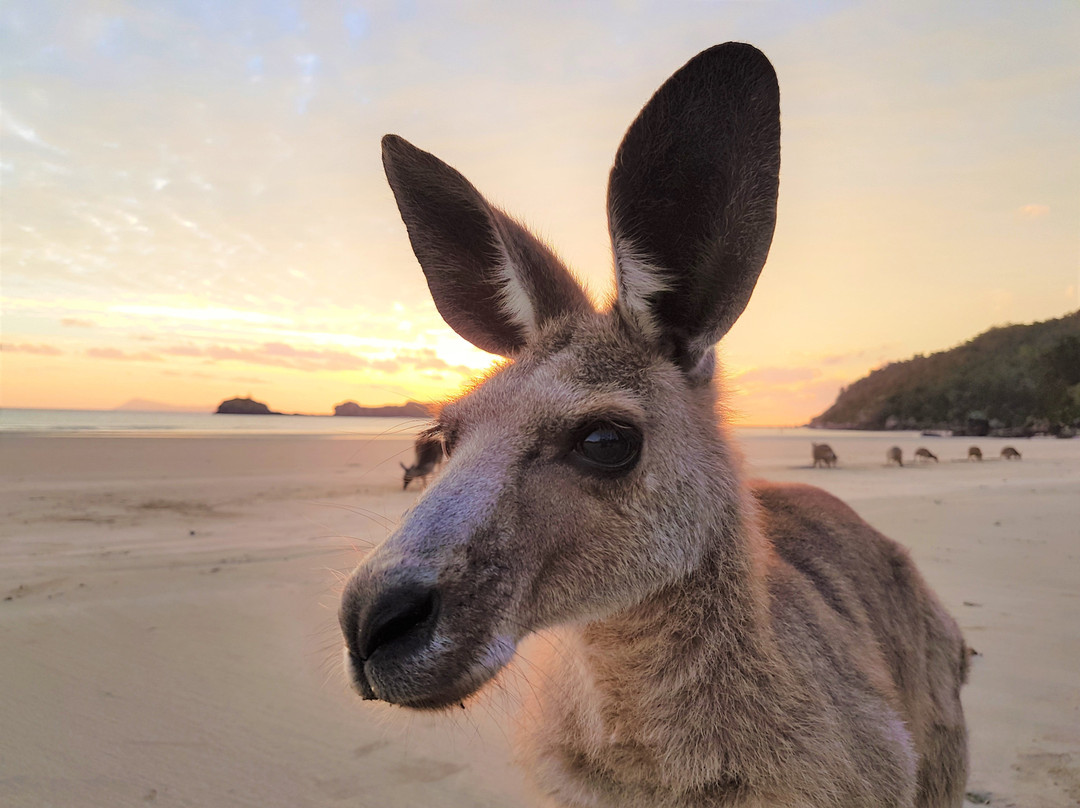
(812, 442, 838, 468)
(914, 447, 939, 463)
(967, 446, 982, 461)
(339, 43, 968, 807)
(887, 445, 904, 466)
(1001, 446, 1022, 460)
(400, 430, 445, 490)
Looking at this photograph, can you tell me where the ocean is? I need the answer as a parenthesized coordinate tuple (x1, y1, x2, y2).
(0, 408, 430, 438)
(0, 409, 937, 460)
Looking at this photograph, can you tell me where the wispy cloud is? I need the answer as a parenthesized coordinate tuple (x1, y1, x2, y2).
(86, 347, 163, 361)
(0, 107, 66, 155)
(1016, 203, 1050, 219)
(1, 342, 63, 355)
(158, 340, 473, 375)
(61, 317, 96, 328)
(732, 366, 821, 386)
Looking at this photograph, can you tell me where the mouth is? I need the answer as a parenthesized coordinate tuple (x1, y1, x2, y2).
(343, 646, 377, 700)
(342, 633, 518, 711)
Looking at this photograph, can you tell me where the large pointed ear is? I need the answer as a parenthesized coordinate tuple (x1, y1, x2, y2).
(608, 43, 780, 381)
(382, 135, 592, 357)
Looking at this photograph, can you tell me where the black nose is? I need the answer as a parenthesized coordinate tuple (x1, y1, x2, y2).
(357, 585, 439, 661)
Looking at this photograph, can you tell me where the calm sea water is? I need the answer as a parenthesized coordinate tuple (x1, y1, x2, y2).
(0, 408, 925, 449)
(0, 408, 430, 438)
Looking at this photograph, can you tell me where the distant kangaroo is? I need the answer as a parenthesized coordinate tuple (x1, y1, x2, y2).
(340, 43, 968, 807)
(967, 446, 982, 461)
(812, 442, 838, 468)
(914, 447, 939, 463)
(887, 445, 904, 466)
(1001, 446, 1022, 460)
(400, 431, 444, 490)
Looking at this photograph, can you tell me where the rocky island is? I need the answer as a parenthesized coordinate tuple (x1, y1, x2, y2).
(333, 400, 433, 418)
(215, 397, 278, 415)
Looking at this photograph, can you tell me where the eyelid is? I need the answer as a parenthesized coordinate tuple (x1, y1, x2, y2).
(570, 414, 641, 437)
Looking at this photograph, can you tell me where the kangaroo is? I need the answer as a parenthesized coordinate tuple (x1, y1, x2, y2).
(339, 43, 968, 807)
(1001, 446, 1022, 460)
(914, 447, 938, 463)
(400, 430, 445, 490)
(812, 442, 838, 468)
(887, 445, 904, 466)
(967, 446, 982, 461)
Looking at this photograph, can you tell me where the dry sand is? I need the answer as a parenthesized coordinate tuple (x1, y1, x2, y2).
(1, 431, 1077, 807)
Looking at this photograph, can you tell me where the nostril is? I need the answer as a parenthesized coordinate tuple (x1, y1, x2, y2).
(359, 585, 439, 661)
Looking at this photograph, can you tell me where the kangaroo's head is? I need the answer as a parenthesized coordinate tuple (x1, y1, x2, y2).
(340, 43, 780, 709)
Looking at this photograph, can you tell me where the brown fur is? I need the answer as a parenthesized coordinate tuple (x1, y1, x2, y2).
(967, 446, 982, 461)
(914, 447, 938, 463)
(811, 442, 837, 468)
(401, 430, 444, 489)
(1001, 446, 1021, 460)
(339, 43, 968, 808)
(887, 446, 904, 467)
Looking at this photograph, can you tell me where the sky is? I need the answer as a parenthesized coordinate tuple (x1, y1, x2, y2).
(1, 0, 1078, 424)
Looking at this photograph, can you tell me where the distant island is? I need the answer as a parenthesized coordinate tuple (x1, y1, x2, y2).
(333, 400, 434, 418)
(810, 310, 1080, 437)
(215, 397, 278, 415)
(211, 397, 436, 417)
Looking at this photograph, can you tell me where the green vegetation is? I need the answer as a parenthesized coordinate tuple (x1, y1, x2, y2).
(811, 311, 1080, 435)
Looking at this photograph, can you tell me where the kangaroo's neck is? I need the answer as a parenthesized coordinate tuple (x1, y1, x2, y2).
(522, 481, 809, 800)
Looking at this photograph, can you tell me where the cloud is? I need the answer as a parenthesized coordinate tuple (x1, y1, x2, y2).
(1, 342, 63, 355)
(61, 317, 96, 327)
(1016, 204, 1050, 219)
(86, 347, 163, 361)
(732, 366, 822, 386)
(156, 340, 476, 376)
(161, 344, 204, 357)
(0, 108, 66, 155)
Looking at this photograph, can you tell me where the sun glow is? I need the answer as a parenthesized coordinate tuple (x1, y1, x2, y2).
(2, 3, 1076, 424)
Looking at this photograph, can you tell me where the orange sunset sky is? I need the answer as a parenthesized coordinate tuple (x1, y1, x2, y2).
(2, 1, 1078, 425)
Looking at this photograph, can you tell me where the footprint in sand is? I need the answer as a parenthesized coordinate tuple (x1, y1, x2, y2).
(1013, 751, 1080, 803)
(390, 758, 467, 784)
(352, 739, 390, 757)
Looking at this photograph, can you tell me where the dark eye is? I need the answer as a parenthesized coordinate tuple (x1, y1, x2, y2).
(573, 422, 641, 473)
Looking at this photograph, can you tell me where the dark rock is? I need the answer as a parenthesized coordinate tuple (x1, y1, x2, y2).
(215, 397, 276, 415)
(333, 400, 434, 418)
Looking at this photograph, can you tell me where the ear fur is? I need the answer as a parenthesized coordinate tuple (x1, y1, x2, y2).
(382, 135, 591, 357)
(608, 42, 781, 380)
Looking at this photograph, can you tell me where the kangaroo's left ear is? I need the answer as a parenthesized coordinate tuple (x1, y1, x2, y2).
(382, 135, 592, 358)
(608, 43, 780, 382)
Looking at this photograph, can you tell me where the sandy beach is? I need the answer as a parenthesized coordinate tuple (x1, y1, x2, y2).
(1, 430, 1077, 808)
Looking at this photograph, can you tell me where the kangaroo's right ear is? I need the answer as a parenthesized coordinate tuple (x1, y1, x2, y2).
(382, 135, 592, 357)
(608, 43, 780, 381)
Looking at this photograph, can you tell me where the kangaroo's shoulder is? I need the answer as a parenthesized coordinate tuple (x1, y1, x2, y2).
(748, 480, 918, 593)
(750, 479, 869, 533)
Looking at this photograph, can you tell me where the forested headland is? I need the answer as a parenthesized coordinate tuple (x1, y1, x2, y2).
(810, 311, 1080, 436)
